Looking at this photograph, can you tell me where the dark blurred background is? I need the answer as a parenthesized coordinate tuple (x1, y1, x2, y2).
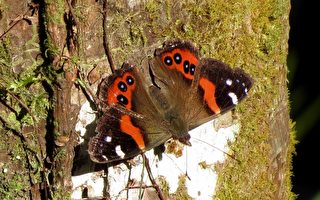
(289, 0, 320, 199)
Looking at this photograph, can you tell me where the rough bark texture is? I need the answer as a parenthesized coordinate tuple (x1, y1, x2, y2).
(0, 0, 295, 199)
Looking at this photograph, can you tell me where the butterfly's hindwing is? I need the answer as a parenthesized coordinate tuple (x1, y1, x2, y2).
(88, 107, 141, 163)
(88, 63, 170, 163)
(198, 58, 253, 115)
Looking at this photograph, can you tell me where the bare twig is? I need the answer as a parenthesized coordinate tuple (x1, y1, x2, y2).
(77, 70, 98, 110)
(6, 90, 32, 116)
(0, 3, 38, 40)
(102, 0, 115, 73)
(116, 185, 157, 199)
(5, 89, 45, 162)
(66, 0, 79, 25)
(142, 154, 166, 200)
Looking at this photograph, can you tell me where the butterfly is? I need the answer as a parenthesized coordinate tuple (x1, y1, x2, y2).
(88, 40, 253, 163)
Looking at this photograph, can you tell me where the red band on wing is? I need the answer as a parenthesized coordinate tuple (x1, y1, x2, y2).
(199, 78, 221, 114)
(120, 115, 145, 150)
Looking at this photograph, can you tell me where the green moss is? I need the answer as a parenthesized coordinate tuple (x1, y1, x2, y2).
(0, 170, 27, 199)
(43, 37, 60, 60)
(287, 120, 298, 199)
(0, 15, 47, 199)
(158, 176, 170, 198)
(0, 128, 43, 199)
(145, 0, 158, 13)
(45, 0, 65, 25)
(0, 39, 11, 63)
(0, 39, 13, 84)
(173, 175, 193, 200)
(51, 188, 71, 200)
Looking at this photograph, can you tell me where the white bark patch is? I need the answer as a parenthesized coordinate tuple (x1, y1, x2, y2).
(75, 101, 96, 143)
(72, 101, 240, 199)
(72, 172, 105, 199)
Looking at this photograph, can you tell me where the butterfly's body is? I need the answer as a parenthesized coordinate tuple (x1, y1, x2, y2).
(88, 40, 253, 163)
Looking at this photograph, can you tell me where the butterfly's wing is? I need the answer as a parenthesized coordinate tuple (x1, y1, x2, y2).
(88, 63, 171, 163)
(189, 58, 253, 128)
(152, 40, 253, 131)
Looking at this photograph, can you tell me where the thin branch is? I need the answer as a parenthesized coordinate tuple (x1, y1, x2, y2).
(142, 154, 166, 200)
(5, 89, 45, 162)
(66, 0, 79, 25)
(116, 185, 158, 200)
(102, 0, 115, 73)
(77, 70, 98, 111)
(6, 90, 32, 116)
(0, 3, 38, 40)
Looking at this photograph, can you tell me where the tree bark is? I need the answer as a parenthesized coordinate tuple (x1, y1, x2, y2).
(0, 0, 295, 199)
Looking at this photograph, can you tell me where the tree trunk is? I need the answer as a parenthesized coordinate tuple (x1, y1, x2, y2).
(0, 0, 295, 199)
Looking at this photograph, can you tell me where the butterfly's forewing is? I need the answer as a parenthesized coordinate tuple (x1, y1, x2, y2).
(150, 40, 212, 143)
(88, 64, 170, 163)
(152, 40, 253, 130)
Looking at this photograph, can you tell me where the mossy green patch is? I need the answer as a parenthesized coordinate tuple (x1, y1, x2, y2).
(172, 175, 193, 200)
(45, 0, 65, 25)
(0, 18, 46, 199)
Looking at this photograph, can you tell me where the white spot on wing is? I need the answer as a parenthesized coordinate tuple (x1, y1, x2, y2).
(226, 79, 232, 86)
(104, 136, 112, 143)
(116, 145, 125, 158)
(228, 92, 238, 105)
(245, 88, 248, 94)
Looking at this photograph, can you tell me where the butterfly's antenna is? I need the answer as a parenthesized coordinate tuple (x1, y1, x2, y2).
(77, 69, 98, 111)
(163, 153, 192, 181)
(142, 154, 166, 200)
(185, 146, 191, 181)
(193, 137, 240, 163)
